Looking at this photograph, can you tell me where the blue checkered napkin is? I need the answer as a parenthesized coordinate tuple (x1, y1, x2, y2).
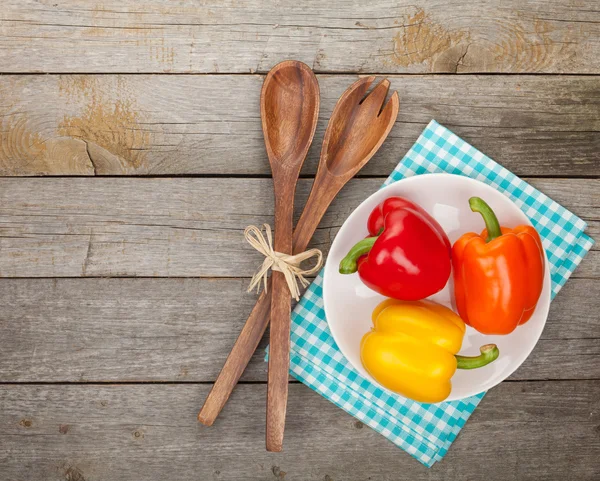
(284, 120, 594, 467)
(385, 120, 594, 298)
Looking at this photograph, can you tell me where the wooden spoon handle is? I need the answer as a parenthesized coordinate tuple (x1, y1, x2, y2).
(198, 171, 345, 427)
(266, 271, 292, 451)
(265, 190, 294, 451)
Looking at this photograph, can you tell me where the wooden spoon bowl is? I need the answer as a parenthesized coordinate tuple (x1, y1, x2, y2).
(262, 62, 320, 172)
(261, 61, 320, 452)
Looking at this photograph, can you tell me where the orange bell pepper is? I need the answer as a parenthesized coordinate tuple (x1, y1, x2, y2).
(452, 197, 545, 335)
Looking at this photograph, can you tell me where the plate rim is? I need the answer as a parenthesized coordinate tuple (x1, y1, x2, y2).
(323, 172, 551, 402)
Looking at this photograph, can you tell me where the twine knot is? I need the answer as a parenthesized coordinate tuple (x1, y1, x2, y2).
(244, 224, 323, 301)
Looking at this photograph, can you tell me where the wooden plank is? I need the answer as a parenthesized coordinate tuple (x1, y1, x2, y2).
(1, 1, 598, 74)
(0, 382, 598, 480)
(0, 277, 597, 383)
(0, 176, 596, 278)
(0, 177, 596, 278)
(0, 75, 598, 176)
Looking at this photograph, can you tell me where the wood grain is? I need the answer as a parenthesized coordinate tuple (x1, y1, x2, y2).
(0, 277, 597, 383)
(0, 382, 598, 480)
(1, 1, 598, 74)
(202, 76, 401, 429)
(259, 60, 320, 451)
(0, 75, 598, 176)
(0, 177, 596, 278)
(1, 1, 598, 478)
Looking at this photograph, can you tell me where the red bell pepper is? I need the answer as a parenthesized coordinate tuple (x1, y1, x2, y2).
(339, 197, 452, 300)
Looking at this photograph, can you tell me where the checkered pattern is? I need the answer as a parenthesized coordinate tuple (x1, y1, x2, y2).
(384, 121, 593, 298)
(273, 120, 594, 467)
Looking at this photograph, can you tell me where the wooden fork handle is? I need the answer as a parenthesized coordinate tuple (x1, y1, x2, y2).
(198, 288, 271, 426)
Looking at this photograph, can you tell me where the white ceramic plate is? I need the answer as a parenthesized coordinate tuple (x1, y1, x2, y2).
(323, 173, 551, 402)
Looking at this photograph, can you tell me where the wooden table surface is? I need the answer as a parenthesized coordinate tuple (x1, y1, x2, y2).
(0, 1, 598, 480)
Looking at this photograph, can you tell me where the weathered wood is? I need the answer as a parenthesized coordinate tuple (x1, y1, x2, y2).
(0, 382, 598, 480)
(259, 60, 321, 451)
(0, 177, 596, 278)
(0, 1, 597, 478)
(0, 75, 598, 176)
(1, 1, 599, 74)
(0, 277, 597, 383)
(200, 77, 401, 428)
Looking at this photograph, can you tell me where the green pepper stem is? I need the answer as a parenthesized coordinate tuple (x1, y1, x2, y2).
(469, 197, 502, 242)
(339, 236, 378, 274)
(455, 344, 499, 370)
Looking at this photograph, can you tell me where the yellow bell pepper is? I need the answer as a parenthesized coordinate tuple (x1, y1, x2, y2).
(361, 299, 499, 403)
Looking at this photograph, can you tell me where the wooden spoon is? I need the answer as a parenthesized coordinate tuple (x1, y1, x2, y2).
(198, 77, 399, 436)
(260, 61, 320, 452)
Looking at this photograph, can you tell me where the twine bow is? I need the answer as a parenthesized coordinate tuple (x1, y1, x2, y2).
(244, 224, 323, 301)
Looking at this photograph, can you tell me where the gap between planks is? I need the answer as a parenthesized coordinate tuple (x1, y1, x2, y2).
(1, 378, 598, 385)
(2, 72, 600, 76)
(0, 174, 599, 179)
